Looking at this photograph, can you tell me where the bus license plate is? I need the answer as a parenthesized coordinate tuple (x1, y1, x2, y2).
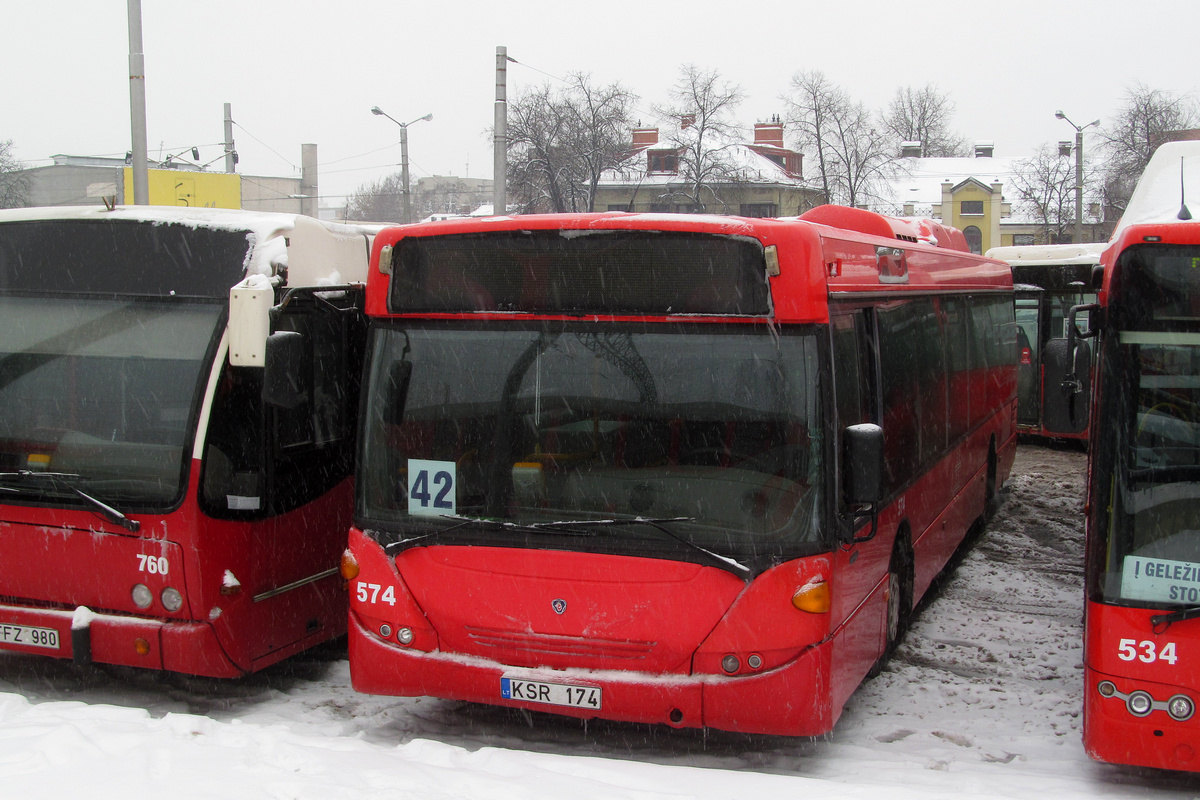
(501, 676, 601, 710)
(0, 623, 60, 650)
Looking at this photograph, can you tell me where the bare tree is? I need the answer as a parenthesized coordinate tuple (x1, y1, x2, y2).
(1099, 83, 1200, 221)
(652, 65, 746, 212)
(1011, 144, 1098, 243)
(0, 140, 31, 209)
(507, 74, 637, 213)
(881, 84, 969, 158)
(783, 70, 896, 207)
(343, 173, 404, 222)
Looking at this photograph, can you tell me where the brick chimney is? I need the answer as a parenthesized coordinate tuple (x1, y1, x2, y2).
(754, 120, 785, 148)
(632, 127, 659, 149)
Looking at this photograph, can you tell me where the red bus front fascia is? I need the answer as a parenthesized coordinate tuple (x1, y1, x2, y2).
(346, 525, 851, 736)
(0, 461, 350, 677)
(1083, 601, 1200, 771)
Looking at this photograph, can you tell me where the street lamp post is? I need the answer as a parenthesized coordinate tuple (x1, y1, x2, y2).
(371, 106, 433, 224)
(1055, 110, 1100, 244)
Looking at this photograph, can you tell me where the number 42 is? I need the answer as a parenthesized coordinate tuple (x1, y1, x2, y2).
(1118, 638, 1179, 664)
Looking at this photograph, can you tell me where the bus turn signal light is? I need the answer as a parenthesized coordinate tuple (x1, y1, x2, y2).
(340, 550, 360, 581)
(792, 580, 830, 613)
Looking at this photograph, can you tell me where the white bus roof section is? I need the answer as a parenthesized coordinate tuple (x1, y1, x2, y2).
(1111, 140, 1200, 238)
(0, 206, 372, 289)
(985, 241, 1105, 266)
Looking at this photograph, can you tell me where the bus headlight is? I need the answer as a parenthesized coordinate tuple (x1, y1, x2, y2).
(1168, 695, 1195, 721)
(132, 584, 153, 609)
(1127, 691, 1154, 717)
(396, 627, 415, 645)
(161, 588, 184, 612)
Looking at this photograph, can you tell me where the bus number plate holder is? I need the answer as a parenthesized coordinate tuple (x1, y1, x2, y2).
(501, 676, 601, 710)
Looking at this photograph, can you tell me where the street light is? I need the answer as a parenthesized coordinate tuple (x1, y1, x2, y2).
(1055, 110, 1100, 244)
(371, 106, 433, 224)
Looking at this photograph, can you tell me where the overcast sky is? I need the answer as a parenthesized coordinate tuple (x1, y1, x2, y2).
(6, 0, 1196, 208)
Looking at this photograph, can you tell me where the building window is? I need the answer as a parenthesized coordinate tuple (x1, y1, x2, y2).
(740, 203, 778, 218)
(961, 200, 984, 215)
(1012, 234, 1035, 246)
(963, 225, 983, 255)
(647, 151, 679, 174)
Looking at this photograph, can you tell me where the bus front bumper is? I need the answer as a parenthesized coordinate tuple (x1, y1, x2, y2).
(348, 612, 836, 736)
(0, 602, 243, 678)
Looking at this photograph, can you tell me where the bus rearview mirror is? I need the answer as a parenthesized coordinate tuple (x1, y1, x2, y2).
(263, 331, 310, 409)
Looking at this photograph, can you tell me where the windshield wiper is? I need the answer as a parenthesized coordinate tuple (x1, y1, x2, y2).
(567, 517, 751, 575)
(0, 471, 141, 533)
(381, 514, 597, 555)
(1151, 605, 1200, 633)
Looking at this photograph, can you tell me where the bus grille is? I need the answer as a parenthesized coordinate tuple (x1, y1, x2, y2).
(463, 626, 656, 661)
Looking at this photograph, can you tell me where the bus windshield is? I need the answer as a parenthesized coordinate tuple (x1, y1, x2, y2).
(0, 295, 223, 508)
(359, 322, 824, 570)
(1096, 245, 1200, 607)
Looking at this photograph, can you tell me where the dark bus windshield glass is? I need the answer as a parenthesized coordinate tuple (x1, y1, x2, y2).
(388, 230, 771, 316)
(1094, 245, 1200, 607)
(0, 296, 223, 507)
(0, 219, 252, 297)
(359, 323, 823, 568)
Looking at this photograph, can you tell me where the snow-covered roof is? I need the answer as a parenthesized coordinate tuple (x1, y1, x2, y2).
(1110, 140, 1200, 237)
(598, 142, 808, 188)
(879, 156, 1022, 215)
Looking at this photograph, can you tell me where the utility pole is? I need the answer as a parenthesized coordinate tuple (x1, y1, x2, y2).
(1055, 110, 1100, 243)
(493, 45, 508, 216)
(300, 144, 318, 218)
(127, 0, 149, 205)
(224, 103, 237, 173)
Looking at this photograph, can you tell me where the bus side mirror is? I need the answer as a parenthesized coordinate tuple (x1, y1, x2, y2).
(843, 423, 883, 544)
(1063, 303, 1100, 396)
(844, 423, 883, 505)
(262, 330, 310, 409)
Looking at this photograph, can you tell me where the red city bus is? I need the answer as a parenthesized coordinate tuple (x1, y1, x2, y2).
(987, 243, 1104, 442)
(1078, 142, 1200, 770)
(0, 206, 371, 677)
(343, 205, 1017, 736)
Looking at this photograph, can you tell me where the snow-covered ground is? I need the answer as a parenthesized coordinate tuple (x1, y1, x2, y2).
(2, 443, 1199, 799)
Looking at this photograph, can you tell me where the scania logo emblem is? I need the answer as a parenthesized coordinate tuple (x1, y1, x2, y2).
(552, 598, 567, 615)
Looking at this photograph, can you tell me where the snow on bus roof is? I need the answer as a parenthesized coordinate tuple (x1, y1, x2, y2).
(1111, 140, 1200, 237)
(985, 242, 1105, 266)
(0, 205, 372, 287)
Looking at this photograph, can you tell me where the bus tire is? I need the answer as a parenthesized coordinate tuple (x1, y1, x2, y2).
(984, 439, 999, 520)
(869, 529, 913, 678)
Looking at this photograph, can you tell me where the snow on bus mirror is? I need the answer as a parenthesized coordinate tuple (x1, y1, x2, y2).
(843, 423, 883, 506)
(262, 330, 310, 409)
(228, 277, 274, 367)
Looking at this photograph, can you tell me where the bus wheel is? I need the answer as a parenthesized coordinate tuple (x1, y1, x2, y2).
(870, 532, 912, 677)
(985, 440, 998, 520)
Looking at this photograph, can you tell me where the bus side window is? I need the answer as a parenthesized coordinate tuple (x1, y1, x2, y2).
(266, 301, 365, 515)
(201, 364, 265, 515)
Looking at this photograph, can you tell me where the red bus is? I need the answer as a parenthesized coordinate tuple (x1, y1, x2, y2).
(987, 243, 1103, 442)
(0, 206, 371, 677)
(343, 205, 1017, 736)
(1079, 141, 1200, 770)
